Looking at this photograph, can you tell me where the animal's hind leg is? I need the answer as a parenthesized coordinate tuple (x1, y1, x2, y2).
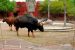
(28, 29, 30, 37)
(15, 27, 19, 36)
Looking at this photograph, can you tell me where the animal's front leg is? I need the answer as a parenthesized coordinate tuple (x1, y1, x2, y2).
(10, 25, 12, 31)
(9, 25, 12, 31)
(31, 30, 35, 38)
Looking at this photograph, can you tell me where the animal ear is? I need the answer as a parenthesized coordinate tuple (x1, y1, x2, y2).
(38, 22, 43, 26)
(38, 20, 45, 25)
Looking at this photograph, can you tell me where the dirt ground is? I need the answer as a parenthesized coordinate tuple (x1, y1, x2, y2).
(0, 22, 75, 50)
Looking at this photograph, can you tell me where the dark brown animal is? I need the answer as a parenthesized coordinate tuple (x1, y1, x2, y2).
(3, 16, 15, 31)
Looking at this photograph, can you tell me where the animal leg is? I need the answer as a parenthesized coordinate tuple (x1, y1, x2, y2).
(28, 29, 30, 37)
(15, 27, 19, 36)
(9, 25, 12, 31)
(31, 30, 35, 38)
(10, 25, 12, 31)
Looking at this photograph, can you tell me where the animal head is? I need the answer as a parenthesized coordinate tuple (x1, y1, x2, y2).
(37, 23, 44, 32)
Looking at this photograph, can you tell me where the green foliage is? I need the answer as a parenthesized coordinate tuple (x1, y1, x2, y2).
(38, 1, 48, 15)
(38, 0, 75, 18)
(65, 0, 75, 6)
(58, 0, 75, 16)
(0, 0, 16, 12)
(50, 1, 64, 14)
(38, 0, 64, 17)
(66, 0, 75, 17)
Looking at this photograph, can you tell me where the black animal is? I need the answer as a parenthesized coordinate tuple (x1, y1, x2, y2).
(14, 14, 44, 37)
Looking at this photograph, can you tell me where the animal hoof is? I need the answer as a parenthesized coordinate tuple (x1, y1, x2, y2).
(28, 35, 30, 37)
(33, 36, 35, 38)
(17, 34, 19, 36)
(10, 29, 12, 31)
